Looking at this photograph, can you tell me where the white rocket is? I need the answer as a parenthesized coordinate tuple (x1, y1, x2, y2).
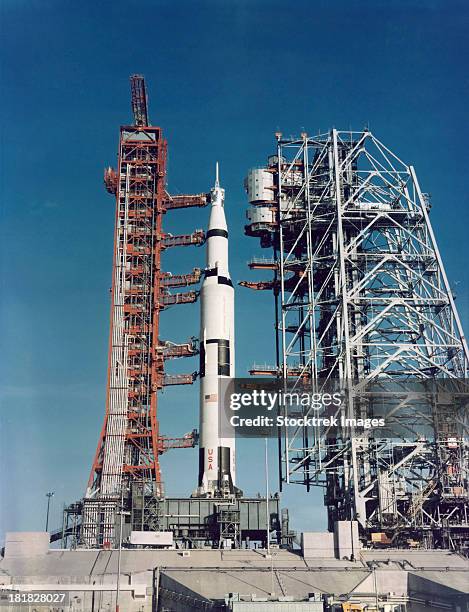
(196, 164, 238, 498)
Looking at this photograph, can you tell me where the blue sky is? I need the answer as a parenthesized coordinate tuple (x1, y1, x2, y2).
(1, 0, 468, 543)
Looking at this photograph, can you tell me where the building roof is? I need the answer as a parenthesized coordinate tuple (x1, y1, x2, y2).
(1, 547, 467, 601)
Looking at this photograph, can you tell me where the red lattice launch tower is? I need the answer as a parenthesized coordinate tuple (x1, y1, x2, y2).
(81, 76, 206, 547)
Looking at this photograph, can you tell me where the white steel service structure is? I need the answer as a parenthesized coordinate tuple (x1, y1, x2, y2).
(244, 129, 469, 552)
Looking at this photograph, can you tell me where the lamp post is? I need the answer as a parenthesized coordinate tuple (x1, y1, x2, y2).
(45, 492, 54, 532)
(116, 485, 125, 612)
(265, 438, 270, 555)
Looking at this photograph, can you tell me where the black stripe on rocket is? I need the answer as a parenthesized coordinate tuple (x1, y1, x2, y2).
(199, 338, 231, 377)
(206, 229, 228, 239)
(203, 266, 233, 287)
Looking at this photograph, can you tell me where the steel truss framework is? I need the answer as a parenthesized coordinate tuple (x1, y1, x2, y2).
(244, 129, 469, 551)
(81, 76, 204, 548)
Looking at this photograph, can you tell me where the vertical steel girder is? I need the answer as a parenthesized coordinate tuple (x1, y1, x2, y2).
(246, 129, 469, 550)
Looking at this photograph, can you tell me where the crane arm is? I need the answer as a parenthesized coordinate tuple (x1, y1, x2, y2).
(130, 74, 149, 126)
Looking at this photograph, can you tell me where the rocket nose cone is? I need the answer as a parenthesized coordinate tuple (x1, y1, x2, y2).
(210, 165, 225, 208)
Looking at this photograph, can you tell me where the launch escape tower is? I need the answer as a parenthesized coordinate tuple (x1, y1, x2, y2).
(244, 130, 469, 552)
(80, 76, 207, 548)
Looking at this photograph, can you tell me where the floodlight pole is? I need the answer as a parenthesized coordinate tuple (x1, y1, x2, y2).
(45, 492, 54, 532)
(265, 438, 270, 554)
(116, 485, 124, 612)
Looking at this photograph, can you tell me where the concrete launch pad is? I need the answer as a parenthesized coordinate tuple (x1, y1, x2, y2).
(1, 534, 468, 611)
